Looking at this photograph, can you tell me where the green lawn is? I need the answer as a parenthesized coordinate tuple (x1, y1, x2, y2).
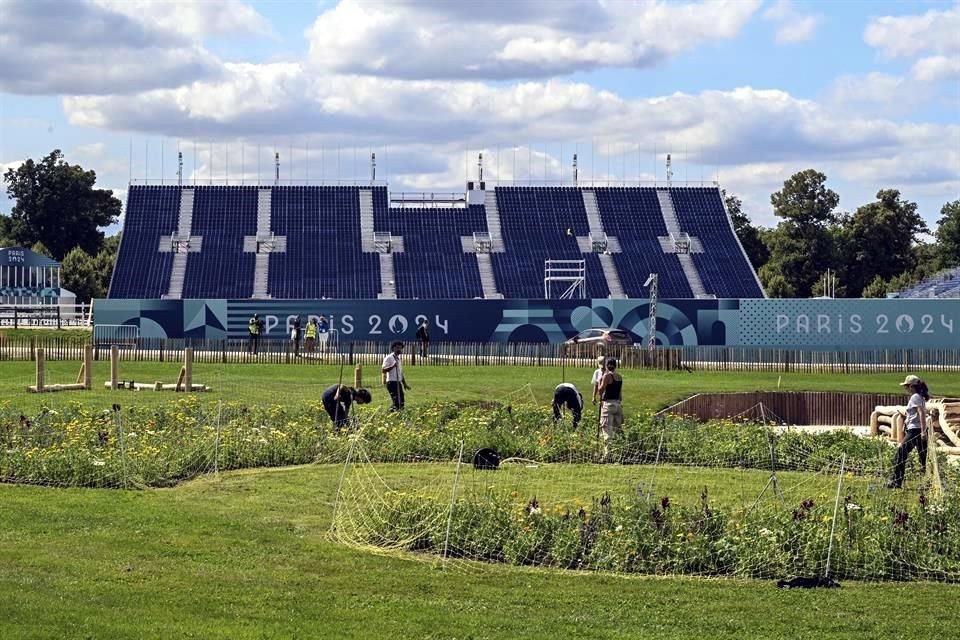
(1, 464, 957, 640)
(3, 362, 960, 638)
(7, 359, 960, 414)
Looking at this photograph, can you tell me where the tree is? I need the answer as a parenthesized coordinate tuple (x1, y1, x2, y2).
(93, 234, 120, 297)
(758, 265, 796, 298)
(2, 149, 121, 260)
(60, 247, 99, 303)
(764, 170, 840, 297)
(30, 241, 52, 258)
(723, 190, 769, 270)
(935, 200, 960, 269)
(861, 275, 889, 298)
(836, 190, 927, 297)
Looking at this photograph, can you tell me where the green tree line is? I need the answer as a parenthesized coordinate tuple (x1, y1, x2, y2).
(3, 152, 958, 301)
(2, 149, 120, 301)
(727, 169, 958, 298)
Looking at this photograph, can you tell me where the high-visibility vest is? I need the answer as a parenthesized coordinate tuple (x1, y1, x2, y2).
(248, 318, 259, 335)
(305, 323, 317, 339)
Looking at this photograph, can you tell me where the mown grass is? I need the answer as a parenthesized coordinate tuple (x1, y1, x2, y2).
(6, 359, 960, 415)
(1, 464, 957, 640)
(2, 361, 960, 638)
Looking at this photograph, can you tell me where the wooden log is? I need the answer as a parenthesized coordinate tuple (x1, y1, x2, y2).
(175, 366, 186, 392)
(354, 364, 362, 389)
(935, 443, 960, 455)
(870, 411, 880, 437)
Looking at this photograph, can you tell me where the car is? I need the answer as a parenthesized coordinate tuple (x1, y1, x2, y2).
(563, 328, 634, 349)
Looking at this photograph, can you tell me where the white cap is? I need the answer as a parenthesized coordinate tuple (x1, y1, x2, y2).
(900, 374, 921, 386)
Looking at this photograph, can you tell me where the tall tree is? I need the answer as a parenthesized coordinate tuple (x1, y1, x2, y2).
(93, 234, 121, 297)
(935, 200, 960, 270)
(837, 189, 927, 297)
(2, 149, 121, 260)
(764, 170, 839, 297)
(60, 247, 99, 302)
(723, 190, 769, 270)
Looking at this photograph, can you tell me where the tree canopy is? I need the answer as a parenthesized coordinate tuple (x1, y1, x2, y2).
(2, 149, 121, 261)
(935, 200, 960, 270)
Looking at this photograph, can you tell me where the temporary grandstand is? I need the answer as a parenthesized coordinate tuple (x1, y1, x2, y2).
(893, 266, 960, 299)
(108, 180, 765, 300)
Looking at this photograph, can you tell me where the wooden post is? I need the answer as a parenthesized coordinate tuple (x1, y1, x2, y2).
(354, 364, 362, 389)
(35, 347, 45, 393)
(83, 344, 93, 389)
(184, 347, 194, 392)
(110, 345, 119, 391)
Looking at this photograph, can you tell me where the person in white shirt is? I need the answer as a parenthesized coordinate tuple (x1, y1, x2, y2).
(381, 341, 411, 410)
(889, 374, 930, 488)
(590, 355, 605, 404)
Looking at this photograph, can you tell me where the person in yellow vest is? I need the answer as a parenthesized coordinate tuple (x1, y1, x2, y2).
(304, 318, 318, 353)
(247, 314, 263, 355)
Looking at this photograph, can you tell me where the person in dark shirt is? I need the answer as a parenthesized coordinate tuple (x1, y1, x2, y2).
(552, 382, 584, 427)
(291, 316, 302, 357)
(415, 319, 430, 358)
(321, 384, 372, 430)
(597, 357, 623, 462)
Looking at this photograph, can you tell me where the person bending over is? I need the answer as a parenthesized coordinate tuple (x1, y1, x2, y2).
(552, 382, 584, 427)
(321, 384, 371, 430)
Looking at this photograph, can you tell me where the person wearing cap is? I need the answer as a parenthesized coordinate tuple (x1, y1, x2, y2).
(381, 341, 411, 411)
(889, 374, 930, 489)
(596, 357, 623, 462)
(591, 355, 605, 404)
(552, 382, 584, 427)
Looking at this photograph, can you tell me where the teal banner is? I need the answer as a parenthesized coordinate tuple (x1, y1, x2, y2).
(94, 298, 960, 349)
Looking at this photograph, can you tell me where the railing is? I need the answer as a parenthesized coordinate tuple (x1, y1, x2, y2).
(3, 335, 960, 372)
(0, 304, 91, 329)
(658, 392, 906, 426)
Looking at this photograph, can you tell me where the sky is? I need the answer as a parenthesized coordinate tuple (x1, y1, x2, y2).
(1, 0, 958, 232)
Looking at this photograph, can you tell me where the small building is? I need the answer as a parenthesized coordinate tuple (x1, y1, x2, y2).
(0, 246, 62, 305)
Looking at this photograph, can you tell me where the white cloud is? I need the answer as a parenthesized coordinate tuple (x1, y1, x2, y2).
(0, 0, 222, 95)
(763, 0, 822, 44)
(864, 3, 960, 59)
(305, 0, 761, 79)
(92, 0, 270, 41)
(911, 55, 960, 84)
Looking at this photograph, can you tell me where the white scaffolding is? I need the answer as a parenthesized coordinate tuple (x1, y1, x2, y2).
(544, 259, 586, 299)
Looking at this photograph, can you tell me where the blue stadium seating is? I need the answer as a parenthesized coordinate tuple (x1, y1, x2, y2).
(268, 186, 379, 299)
(377, 206, 486, 299)
(896, 266, 960, 298)
(593, 188, 693, 298)
(183, 186, 258, 299)
(493, 187, 608, 298)
(109, 185, 179, 298)
(109, 184, 764, 300)
(671, 187, 765, 298)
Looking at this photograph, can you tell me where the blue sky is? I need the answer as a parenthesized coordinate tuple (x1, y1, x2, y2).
(1, 0, 958, 231)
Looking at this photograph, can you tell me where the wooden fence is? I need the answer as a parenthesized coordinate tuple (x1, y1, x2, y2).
(1, 334, 960, 373)
(659, 391, 907, 426)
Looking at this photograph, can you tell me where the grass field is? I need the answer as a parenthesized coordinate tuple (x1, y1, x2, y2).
(2, 359, 960, 638)
(7, 358, 960, 413)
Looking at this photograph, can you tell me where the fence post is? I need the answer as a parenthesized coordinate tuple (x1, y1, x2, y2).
(35, 347, 45, 392)
(349, 342, 354, 366)
(184, 347, 193, 392)
(110, 345, 119, 390)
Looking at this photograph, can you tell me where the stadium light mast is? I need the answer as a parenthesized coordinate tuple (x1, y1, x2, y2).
(177, 152, 183, 187)
(478, 152, 483, 182)
(572, 153, 578, 185)
(644, 273, 658, 351)
(274, 152, 280, 186)
(665, 154, 673, 185)
(371, 152, 376, 183)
